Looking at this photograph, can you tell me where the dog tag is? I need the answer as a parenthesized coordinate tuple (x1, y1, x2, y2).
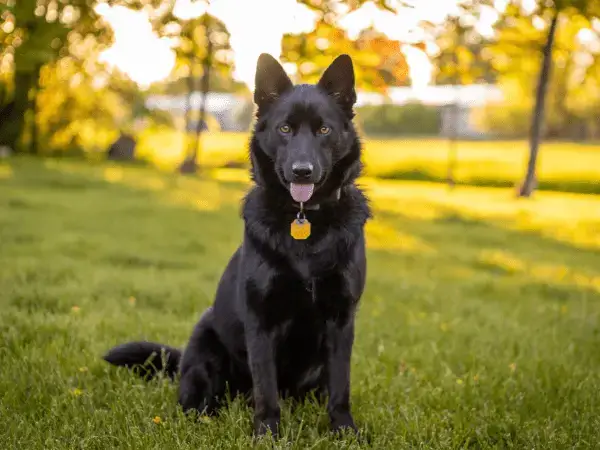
(291, 210, 311, 240)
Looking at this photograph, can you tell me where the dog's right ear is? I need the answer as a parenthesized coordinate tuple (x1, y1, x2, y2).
(254, 53, 293, 113)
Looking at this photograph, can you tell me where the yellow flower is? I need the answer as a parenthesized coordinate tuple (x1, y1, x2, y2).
(128, 296, 136, 306)
(456, 379, 463, 385)
(152, 416, 162, 424)
(398, 362, 407, 374)
(70, 388, 83, 396)
(473, 374, 480, 382)
(509, 362, 517, 373)
(79, 367, 88, 373)
(71, 306, 81, 313)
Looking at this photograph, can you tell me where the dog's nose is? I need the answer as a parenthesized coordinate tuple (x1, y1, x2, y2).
(292, 162, 314, 179)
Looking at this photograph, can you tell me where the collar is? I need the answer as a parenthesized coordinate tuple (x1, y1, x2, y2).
(292, 188, 342, 211)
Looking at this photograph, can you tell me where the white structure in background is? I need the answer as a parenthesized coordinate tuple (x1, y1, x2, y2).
(356, 84, 504, 138)
(146, 84, 504, 137)
(146, 92, 249, 131)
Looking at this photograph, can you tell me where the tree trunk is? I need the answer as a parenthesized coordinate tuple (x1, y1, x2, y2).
(183, 70, 195, 136)
(183, 61, 196, 160)
(518, 12, 559, 198)
(29, 65, 42, 154)
(447, 89, 460, 190)
(447, 39, 460, 190)
(180, 12, 212, 175)
(0, 70, 39, 152)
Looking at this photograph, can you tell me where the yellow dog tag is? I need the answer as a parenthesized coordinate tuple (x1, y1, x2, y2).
(291, 217, 311, 240)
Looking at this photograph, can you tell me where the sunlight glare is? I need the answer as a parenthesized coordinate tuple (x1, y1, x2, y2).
(95, 4, 176, 88)
(94, 0, 513, 89)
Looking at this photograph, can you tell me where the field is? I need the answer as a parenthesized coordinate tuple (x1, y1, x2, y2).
(136, 129, 600, 194)
(1, 156, 600, 449)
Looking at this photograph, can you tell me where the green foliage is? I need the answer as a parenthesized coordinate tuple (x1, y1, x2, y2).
(34, 59, 127, 155)
(431, 16, 496, 85)
(473, 78, 533, 138)
(1, 158, 600, 448)
(167, 12, 234, 85)
(0, 0, 103, 150)
(481, 6, 600, 140)
(356, 103, 441, 136)
(0, 0, 184, 152)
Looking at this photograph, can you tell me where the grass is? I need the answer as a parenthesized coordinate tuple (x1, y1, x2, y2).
(136, 128, 600, 195)
(1, 156, 600, 449)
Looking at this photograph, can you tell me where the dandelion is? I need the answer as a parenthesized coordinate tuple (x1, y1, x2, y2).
(509, 362, 517, 373)
(79, 367, 88, 373)
(71, 306, 80, 313)
(70, 388, 83, 396)
(152, 416, 162, 424)
(398, 361, 407, 374)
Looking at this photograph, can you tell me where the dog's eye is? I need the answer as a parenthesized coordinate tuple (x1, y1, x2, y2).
(279, 124, 291, 134)
(318, 125, 331, 135)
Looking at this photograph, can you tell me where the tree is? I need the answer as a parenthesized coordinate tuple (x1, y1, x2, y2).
(0, 0, 176, 153)
(427, 4, 497, 189)
(444, 0, 599, 196)
(281, 0, 411, 93)
(432, 18, 496, 86)
(519, 8, 558, 197)
(511, 0, 600, 197)
(0, 0, 101, 152)
(169, 11, 235, 174)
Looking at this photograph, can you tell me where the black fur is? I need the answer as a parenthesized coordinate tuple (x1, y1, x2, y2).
(103, 53, 372, 438)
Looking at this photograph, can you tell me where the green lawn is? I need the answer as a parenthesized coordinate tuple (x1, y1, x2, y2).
(1, 157, 600, 449)
(136, 129, 600, 194)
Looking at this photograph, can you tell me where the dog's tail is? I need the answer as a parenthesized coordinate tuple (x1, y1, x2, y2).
(103, 341, 182, 380)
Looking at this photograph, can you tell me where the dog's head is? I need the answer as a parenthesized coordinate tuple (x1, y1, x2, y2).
(250, 53, 361, 204)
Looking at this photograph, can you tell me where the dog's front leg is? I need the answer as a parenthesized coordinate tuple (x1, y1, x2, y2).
(325, 318, 358, 433)
(245, 317, 280, 437)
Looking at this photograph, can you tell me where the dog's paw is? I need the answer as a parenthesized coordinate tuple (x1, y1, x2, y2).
(331, 414, 358, 434)
(332, 419, 370, 444)
(254, 416, 280, 439)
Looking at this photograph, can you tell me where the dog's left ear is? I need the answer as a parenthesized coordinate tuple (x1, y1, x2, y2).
(317, 54, 357, 116)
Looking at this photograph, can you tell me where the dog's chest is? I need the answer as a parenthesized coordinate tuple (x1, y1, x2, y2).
(284, 236, 347, 280)
(272, 300, 327, 364)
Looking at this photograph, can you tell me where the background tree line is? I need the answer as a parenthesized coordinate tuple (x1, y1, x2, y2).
(1, 0, 599, 195)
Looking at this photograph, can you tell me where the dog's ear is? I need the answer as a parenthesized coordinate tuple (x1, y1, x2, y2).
(317, 54, 357, 116)
(254, 53, 293, 112)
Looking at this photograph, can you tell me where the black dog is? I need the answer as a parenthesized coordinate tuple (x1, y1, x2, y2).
(104, 53, 371, 437)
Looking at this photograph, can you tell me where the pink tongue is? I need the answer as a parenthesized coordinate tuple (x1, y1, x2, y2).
(290, 183, 314, 203)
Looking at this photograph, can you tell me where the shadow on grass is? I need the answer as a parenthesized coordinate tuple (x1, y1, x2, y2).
(377, 207, 599, 271)
(3, 156, 598, 284)
(378, 168, 600, 195)
(365, 206, 600, 311)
